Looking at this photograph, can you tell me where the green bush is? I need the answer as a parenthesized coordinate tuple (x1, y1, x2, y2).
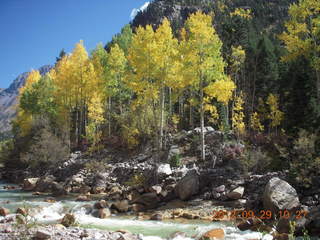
(289, 129, 320, 188)
(241, 147, 272, 173)
(0, 140, 13, 167)
(124, 173, 145, 187)
(169, 153, 181, 167)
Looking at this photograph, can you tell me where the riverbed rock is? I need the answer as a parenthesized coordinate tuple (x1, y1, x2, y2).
(227, 186, 244, 200)
(263, 177, 300, 215)
(0, 207, 9, 216)
(112, 200, 129, 213)
(51, 182, 68, 197)
(200, 228, 225, 240)
(35, 176, 55, 192)
(61, 213, 76, 227)
(16, 207, 27, 216)
(93, 208, 111, 219)
(92, 186, 106, 194)
(237, 218, 263, 231)
(23, 178, 39, 191)
(35, 229, 51, 240)
(133, 192, 160, 210)
(132, 203, 146, 212)
(150, 213, 163, 221)
(76, 195, 90, 201)
(94, 200, 108, 209)
(175, 171, 199, 200)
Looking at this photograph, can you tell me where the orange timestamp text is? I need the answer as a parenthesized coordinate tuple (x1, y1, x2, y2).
(212, 209, 308, 220)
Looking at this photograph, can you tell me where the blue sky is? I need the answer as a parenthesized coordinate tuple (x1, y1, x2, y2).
(0, 0, 149, 89)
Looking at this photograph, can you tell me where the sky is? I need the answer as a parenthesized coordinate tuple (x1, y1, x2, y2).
(0, 0, 150, 89)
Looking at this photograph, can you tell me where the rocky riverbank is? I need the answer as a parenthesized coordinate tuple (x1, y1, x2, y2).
(1, 128, 320, 239)
(0, 223, 143, 240)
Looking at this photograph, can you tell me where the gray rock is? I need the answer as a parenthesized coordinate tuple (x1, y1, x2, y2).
(51, 182, 68, 197)
(23, 178, 39, 191)
(133, 192, 160, 210)
(112, 200, 129, 213)
(35, 230, 51, 240)
(94, 200, 108, 209)
(263, 177, 300, 214)
(175, 171, 199, 200)
(93, 208, 111, 219)
(35, 176, 56, 192)
(227, 186, 244, 200)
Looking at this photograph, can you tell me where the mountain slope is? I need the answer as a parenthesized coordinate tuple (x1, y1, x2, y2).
(0, 65, 52, 134)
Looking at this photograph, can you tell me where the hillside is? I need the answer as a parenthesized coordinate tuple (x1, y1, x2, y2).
(0, 65, 52, 134)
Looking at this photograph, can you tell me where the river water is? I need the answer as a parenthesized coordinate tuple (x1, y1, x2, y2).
(0, 181, 270, 240)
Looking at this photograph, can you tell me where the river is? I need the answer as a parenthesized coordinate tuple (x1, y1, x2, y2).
(0, 181, 271, 240)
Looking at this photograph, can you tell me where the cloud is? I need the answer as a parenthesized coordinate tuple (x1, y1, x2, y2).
(130, 2, 150, 20)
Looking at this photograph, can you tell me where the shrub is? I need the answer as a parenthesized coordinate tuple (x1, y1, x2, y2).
(169, 153, 181, 167)
(241, 147, 273, 173)
(84, 160, 109, 172)
(289, 129, 320, 188)
(0, 140, 13, 167)
(124, 173, 145, 187)
(20, 127, 69, 171)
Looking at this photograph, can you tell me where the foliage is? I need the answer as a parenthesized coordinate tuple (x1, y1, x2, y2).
(241, 147, 272, 173)
(84, 160, 109, 172)
(266, 93, 284, 129)
(279, 0, 320, 106)
(250, 112, 264, 132)
(169, 153, 181, 167)
(124, 173, 145, 187)
(0, 140, 13, 166)
(230, 8, 252, 20)
(232, 93, 245, 137)
(289, 129, 320, 188)
(20, 124, 69, 171)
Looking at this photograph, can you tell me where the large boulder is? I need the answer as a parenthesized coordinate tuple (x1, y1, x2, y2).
(132, 192, 160, 210)
(94, 200, 108, 209)
(35, 176, 56, 192)
(93, 208, 111, 219)
(23, 178, 39, 191)
(263, 177, 300, 215)
(112, 200, 129, 213)
(93, 172, 107, 186)
(51, 182, 68, 197)
(227, 186, 244, 200)
(175, 171, 199, 200)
